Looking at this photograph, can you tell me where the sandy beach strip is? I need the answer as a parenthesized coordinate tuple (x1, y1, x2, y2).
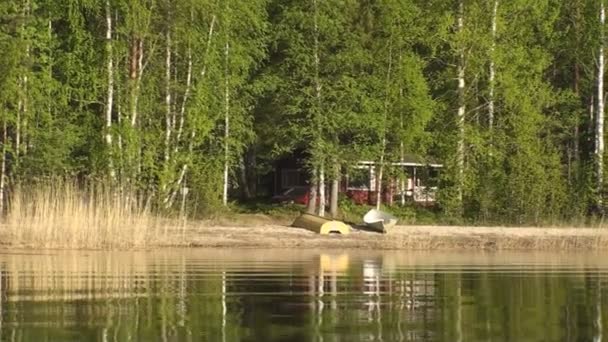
(181, 225, 608, 251)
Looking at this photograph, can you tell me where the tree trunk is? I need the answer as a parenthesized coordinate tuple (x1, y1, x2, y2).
(175, 8, 195, 148)
(165, 16, 216, 207)
(16, 0, 31, 164)
(105, 0, 115, 179)
(21, 74, 27, 157)
(307, 168, 318, 214)
(246, 147, 257, 197)
(311, 0, 323, 216)
(130, 38, 144, 128)
(16, 90, 21, 164)
(166, 132, 194, 208)
(330, 164, 339, 218)
(239, 147, 257, 200)
(457, 0, 466, 204)
(597, 0, 605, 205)
(164, 30, 172, 164)
(180, 180, 188, 220)
(591, 95, 595, 157)
(488, 0, 498, 129)
(573, 0, 581, 166)
(376, 162, 384, 210)
(318, 163, 325, 217)
(239, 155, 251, 200)
(222, 40, 230, 207)
(117, 96, 123, 184)
(377, 39, 394, 210)
(129, 36, 145, 190)
(175, 44, 192, 152)
(200, 15, 217, 80)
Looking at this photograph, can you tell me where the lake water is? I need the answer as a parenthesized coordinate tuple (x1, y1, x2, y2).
(0, 249, 606, 341)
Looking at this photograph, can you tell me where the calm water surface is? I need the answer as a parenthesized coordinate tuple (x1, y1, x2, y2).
(0, 249, 606, 341)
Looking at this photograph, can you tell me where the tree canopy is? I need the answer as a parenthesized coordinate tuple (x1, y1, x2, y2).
(0, 0, 606, 224)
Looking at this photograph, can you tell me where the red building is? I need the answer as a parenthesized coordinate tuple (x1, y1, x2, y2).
(273, 153, 442, 206)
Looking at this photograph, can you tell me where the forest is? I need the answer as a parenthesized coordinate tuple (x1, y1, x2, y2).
(0, 0, 606, 225)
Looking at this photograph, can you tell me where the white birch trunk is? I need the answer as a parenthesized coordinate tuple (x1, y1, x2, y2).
(130, 39, 144, 128)
(21, 69, 28, 158)
(200, 16, 217, 80)
(311, 0, 322, 215)
(376, 161, 384, 210)
(598, 0, 605, 205)
(117, 97, 123, 182)
(377, 41, 393, 210)
(222, 41, 230, 207)
(16, 95, 21, 160)
(167, 131, 195, 208)
(105, 0, 115, 179)
(329, 164, 339, 218)
(175, 45, 192, 152)
(592, 95, 595, 149)
(318, 163, 325, 217)
(164, 31, 172, 164)
(457, 0, 466, 203)
(399, 163, 405, 206)
(307, 168, 318, 214)
(166, 16, 216, 207)
(17, 0, 31, 160)
(126, 37, 144, 187)
(180, 180, 188, 220)
(488, 0, 498, 129)
(413, 167, 417, 201)
(573, 2, 582, 166)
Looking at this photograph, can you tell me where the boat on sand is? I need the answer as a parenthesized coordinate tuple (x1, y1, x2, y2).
(363, 209, 397, 233)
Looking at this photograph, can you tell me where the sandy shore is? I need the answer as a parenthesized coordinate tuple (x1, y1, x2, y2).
(3, 222, 607, 250)
(182, 225, 608, 251)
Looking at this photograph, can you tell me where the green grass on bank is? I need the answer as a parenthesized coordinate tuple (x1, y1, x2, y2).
(222, 198, 446, 226)
(222, 198, 607, 228)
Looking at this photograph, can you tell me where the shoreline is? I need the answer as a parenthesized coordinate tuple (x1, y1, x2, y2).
(2, 224, 608, 251)
(172, 225, 608, 251)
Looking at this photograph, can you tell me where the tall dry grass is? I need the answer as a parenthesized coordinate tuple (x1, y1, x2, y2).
(1, 182, 184, 249)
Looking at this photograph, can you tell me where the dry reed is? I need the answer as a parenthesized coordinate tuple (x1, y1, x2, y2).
(1, 182, 184, 249)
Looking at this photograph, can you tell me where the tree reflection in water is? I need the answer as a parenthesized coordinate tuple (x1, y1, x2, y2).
(0, 250, 605, 341)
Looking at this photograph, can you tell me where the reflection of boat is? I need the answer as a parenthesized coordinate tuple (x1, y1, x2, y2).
(363, 209, 397, 233)
(319, 254, 350, 273)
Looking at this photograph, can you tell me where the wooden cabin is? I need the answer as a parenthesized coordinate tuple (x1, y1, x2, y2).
(345, 157, 442, 206)
(272, 152, 442, 206)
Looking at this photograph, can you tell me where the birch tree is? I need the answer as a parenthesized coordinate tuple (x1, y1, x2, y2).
(488, 0, 498, 130)
(0, 3, 18, 214)
(272, 0, 348, 216)
(0, 0, 604, 224)
(105, 0, 115, 179)
(597, 0, 605, 207)
(456, 0, 466, 206)
(366, 0, 435, 209)
(223, 36, 230, 206)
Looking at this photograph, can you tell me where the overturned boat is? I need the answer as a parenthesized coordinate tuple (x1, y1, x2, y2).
(363, 209, 397, 233)
(292, 213, 351, 235)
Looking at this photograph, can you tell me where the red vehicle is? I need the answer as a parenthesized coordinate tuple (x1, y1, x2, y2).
(271, 187, 309, 205)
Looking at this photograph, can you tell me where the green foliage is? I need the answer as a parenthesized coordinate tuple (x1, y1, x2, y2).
(0, 0, 604, 225)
